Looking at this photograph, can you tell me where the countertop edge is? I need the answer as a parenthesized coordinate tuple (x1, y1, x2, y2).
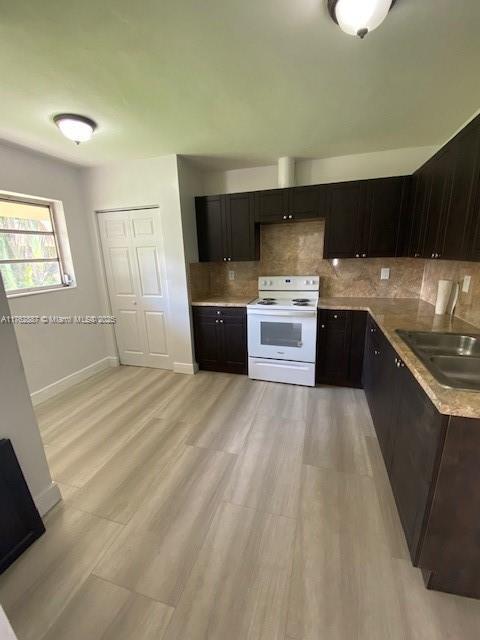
(318, 299, 480, 420)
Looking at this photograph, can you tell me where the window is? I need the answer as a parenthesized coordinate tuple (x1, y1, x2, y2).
(0, 197, 74, 295)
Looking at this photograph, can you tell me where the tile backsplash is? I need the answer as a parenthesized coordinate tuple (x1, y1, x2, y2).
(421, 260, 480, 326)
(189, 219, 426, 300)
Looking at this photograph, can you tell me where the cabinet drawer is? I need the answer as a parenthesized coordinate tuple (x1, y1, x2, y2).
(192, 306, 246, 320)
(323, 310, 348, 328)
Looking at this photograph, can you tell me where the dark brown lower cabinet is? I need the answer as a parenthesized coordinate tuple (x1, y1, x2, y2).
(363, 319, 480, 599)
(1, 439, 45, 574)
(192, 306, 247, 374)
(316, 309, 366, 387)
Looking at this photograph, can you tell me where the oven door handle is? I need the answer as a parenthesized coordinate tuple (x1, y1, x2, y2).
(247, 309, 317, 318)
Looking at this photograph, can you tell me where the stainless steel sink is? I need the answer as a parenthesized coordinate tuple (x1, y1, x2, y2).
(396, 330, 480, 391)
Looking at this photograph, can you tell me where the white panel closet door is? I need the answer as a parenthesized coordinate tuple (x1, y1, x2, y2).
(98, 209, 172, 369)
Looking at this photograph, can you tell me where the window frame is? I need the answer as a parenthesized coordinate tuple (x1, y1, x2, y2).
(0, 193, 74, 297)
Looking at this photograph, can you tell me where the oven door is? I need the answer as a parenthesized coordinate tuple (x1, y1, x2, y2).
(247, 309, 317, 362)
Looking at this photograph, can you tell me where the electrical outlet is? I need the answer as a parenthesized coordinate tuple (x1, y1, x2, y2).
(228, 270, 235, 281)
(462, 275, 472, 293)
(380, 268, 390, 281)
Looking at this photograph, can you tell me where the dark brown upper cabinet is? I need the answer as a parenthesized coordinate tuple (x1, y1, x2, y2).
(254, 188, 289, 223)
(254, 185, 325, 223)
(323, 181, 367, 259)
(288, 185, 328, 220)
(196, 194, 225, 262)
(407, 172, 431, 258)
(422, 148, 454, 260)
(196, 193, 259, 262)
(365, 177, 409, 258)
(323, 177, 409, 259)
(407, 113, 480, 261)
(441, 121, 480, 260)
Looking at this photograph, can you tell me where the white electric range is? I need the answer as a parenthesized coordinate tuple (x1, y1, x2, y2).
(247, 275, 319, 386)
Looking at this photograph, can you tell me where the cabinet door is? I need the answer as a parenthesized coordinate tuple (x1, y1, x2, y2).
(193, 309, 222, 370)
(363, 319, 399, 471)
(422, 149, 454, 259)
(366, 177, 406, 257)
(324, 182, 366, 258)
(224, 193, 258, 261)
(288, 185, 325, 220)
(389, 364, 447, 562)
(220, 311, 247, 374)
(470, 193, 480, 261)
(254, 189, 289, 223)
(407, 173, 431, 258)
(195, 195, 226, 262)
(316, 310, 351, 384)
(349, 311, 367, 387)
(441, 121, 480, 259)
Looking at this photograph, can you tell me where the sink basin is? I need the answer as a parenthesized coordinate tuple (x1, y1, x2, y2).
(396, 330, 480, 391)
(429, 355, 480, 391)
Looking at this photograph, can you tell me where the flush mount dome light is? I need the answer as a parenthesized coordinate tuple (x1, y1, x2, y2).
(328, 0, 397, 39)
(53, 113, 97, 144)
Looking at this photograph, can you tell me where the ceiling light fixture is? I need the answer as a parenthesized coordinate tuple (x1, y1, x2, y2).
(53, 113, 97, 144)
(327, 0, 397, 39)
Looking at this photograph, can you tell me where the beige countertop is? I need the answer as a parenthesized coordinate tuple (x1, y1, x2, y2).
(318, 297, 480, 419)
(191, 296, 254, 307)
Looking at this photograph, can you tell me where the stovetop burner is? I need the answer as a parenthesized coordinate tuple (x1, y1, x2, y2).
(293, 301, 309, 306)
(292, 298, 309, 303)
(258, 299, 276, 305)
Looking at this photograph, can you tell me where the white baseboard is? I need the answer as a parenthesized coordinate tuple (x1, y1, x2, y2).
(35, 481, 62, 517)
(31, 356, 119, 406)
(173, 361, 198, 375)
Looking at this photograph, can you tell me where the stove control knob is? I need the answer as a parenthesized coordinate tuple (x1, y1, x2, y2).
(262, 280, 268, 286)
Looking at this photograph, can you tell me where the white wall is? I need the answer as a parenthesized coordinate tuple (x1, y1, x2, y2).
(201, 146, 439, 195)
(0, 141, 110, 397)
(84, 155, 196, 373)
(0, 276, 60, 515)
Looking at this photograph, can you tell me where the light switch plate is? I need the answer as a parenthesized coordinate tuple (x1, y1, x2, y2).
(381, 268, 390, 281)
(228, 270, 235, 281)
(462, 275, 471, 293)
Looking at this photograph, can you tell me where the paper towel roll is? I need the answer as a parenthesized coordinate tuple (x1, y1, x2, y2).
(435, 280, 453, 315)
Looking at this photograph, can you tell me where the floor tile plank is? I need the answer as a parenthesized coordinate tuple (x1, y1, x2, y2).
(164, 501, 296, 640)
(224, 414, 306, 518)
(0, 506, 122, 640)
(93, 446, 235, 605)
(304, 387, 372, 476)
(41, 575, 173, 640)
(72, 418, 191, 523)
(187, 376, 266, 454)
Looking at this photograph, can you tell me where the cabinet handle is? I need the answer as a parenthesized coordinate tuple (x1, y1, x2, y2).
(220, 319, 224, 323)
(355, 253, 360, 258)
(215, 319, 219, 324)
(415, 253, 420, 258)
(374, 349, 380, 356)
(370, 327, 376, 334)
(216, 310, 222, 315)
(333, 314, 338, 319)
(431, 253, 435, 258)
(227, 257, 231, 261)
(223, 257, 227, 261)
(320, 324, 325, 329)
(362, 253, 367, 258)
(288, 214, 293, 219)
(283, 215, 287, 220)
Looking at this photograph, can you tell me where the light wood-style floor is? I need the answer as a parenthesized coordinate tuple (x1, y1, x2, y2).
(2, 366, 480, 639)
